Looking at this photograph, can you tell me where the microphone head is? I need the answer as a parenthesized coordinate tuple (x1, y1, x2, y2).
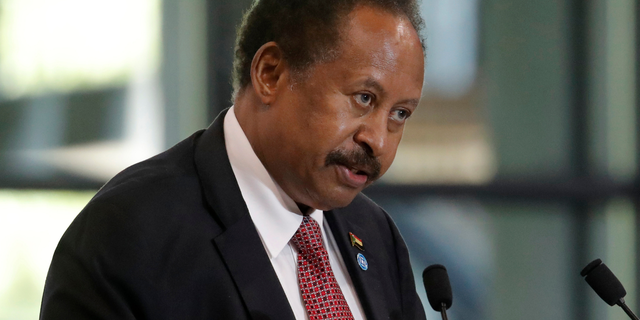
(423, 264, 453, 312)
(581, 258, 626, 306)
(580, 258, 602, 277)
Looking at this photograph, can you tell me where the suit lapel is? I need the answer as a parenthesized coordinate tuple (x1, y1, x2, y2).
(214, 214, 296, 320)
(325, 209, 391, 320)
(194, 109, 295, 320)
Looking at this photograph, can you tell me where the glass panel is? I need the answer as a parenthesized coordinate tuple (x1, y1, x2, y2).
(373, 194, 577, 320)
(482, 0, 573, 179)
(588, 0, 637, 181)
(0, 0, 160, 98)
(0, 0, 165, 186)
(0, 189, 94, 320)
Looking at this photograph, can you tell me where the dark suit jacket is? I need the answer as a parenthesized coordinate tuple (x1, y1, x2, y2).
(40, 110, 426, 320)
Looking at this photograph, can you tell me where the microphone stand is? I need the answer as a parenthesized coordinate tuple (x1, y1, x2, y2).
(440, 302, 449, 320)
(617, 298, 640, 320)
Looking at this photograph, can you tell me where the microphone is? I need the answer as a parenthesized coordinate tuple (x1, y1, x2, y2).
(581, 258, 639, 320)
(423, 264, 453, 320)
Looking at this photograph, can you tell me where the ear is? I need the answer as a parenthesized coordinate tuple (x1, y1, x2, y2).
(250, 41, 287, 106)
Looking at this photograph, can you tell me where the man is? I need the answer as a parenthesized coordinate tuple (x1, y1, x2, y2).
(40, 0, 426, 319)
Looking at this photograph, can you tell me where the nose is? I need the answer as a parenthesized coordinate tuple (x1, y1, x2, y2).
(354, 113, 387, 157)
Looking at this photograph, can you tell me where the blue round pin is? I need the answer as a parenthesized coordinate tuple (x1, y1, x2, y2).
(357, 253, 368, 271)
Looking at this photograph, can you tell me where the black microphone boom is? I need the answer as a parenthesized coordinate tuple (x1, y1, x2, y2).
(581, 258, 640, 320)
(423, 264, 453, 320)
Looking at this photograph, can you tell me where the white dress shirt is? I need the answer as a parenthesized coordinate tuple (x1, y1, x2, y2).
(223, 107, 366, 320)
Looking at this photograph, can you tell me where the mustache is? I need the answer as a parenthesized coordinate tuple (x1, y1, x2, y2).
(325, 147, 382, 181)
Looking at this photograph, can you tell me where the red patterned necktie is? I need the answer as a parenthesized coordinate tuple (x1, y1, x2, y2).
(290, 216, 355, 320)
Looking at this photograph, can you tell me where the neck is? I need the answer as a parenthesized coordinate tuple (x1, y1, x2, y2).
(297, 203, 314, 215)
(233, 89, 267, 160)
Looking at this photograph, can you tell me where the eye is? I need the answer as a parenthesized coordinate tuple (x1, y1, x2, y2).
(355, 93, 373, 106)
(390, 109, 411, 123)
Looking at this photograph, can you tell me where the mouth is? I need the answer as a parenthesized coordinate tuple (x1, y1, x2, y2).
(325, 147, 381, 189)
(348, 165, 370, 178)
(335, 164, 370, 188)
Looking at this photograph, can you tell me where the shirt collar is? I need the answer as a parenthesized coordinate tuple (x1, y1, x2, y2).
(223, 106, 323, 259)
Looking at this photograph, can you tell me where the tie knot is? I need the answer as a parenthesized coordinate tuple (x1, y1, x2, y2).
(291, 216, 324, 254)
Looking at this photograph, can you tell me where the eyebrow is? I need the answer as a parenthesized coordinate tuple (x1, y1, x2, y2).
(362, 77, 420, 108)
(399, 98, 420, 108)
(363, 77, 385, 95)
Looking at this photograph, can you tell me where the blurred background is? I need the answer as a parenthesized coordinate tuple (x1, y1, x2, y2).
(0, 0, 637, 319)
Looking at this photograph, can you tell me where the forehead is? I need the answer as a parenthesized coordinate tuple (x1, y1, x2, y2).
(331, 6, 425, 82)
(309, 6, 424, 93)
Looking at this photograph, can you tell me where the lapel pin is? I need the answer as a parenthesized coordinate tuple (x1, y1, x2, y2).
(349, 232, 364, 251)
(357, 253, 368, 271)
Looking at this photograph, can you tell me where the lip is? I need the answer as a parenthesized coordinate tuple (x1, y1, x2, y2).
(335, 164, 369, 188)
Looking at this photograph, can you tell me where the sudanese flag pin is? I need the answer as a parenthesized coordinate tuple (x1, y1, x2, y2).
(349, 232, 364, 251)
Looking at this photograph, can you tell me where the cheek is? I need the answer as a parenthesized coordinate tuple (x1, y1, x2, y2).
(305, 101, 356, 144)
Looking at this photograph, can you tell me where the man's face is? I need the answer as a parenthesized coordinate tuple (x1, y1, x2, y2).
(258, 6, 425, 210)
